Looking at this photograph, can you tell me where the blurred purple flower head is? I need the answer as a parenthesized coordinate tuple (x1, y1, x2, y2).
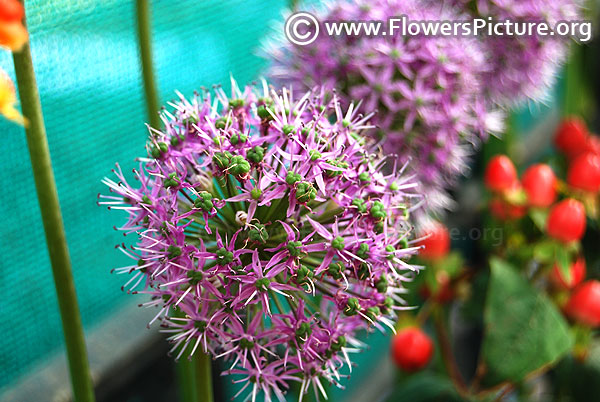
(448, 0, 581, 106)
(99, 79, 423, 401)
(266, 0, 503, 217)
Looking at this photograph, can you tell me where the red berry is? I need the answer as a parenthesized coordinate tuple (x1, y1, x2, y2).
(485, 155, 518, 193)
(565, 280, 600, 327)
(417, 223, 450, 260)
(489, 198, 526, 220)
(0, 0, 24, 22)
(567, 152, 600, 193)
(522, 164, 557, 207)
(550, 258, 586, 290)
(584, 135, 600, 156)
(555, 117, 589, 158)
(391, 327, 434, 371)
(546, 199, 586, 243)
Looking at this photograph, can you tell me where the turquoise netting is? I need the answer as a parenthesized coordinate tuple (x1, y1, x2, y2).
(0, 0, 286, 391)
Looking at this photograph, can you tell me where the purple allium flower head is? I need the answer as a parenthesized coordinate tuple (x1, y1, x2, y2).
(99, 79, 423, 401)
(447, 0, 581, 106)
(265, 0, 503, 216)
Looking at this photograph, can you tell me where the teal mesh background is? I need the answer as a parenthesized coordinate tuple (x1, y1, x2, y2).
(0, 0, 286, 392)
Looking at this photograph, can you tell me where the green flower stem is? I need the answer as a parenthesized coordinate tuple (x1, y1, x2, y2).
(195, 352, 214, 402)
(12, 11, 95, 402)
(173, 309, 213, 402)
(176, 357, 198, 402)
(135, 0, 161, 129)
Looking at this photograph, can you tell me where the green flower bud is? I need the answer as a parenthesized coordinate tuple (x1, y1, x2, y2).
(295, 181, 317, 203)
(228, 155, 250, 176)
(164, 172, 179, 188)
(331, 336, 346, 351)
(356, 243, 369, 259)
(386, 245, 395, 261)
(213, 151, 232, 169)
(344, 297, 361, 316)
(248, 223, 269, 244)
(286, 241, 303, 258)
(370, 201, 386, 220)
(286, 171, 302, 185)
(194, 320, 207, 331)
(282, 124, 295, 135)
(309, 149, 322, 161)
(215, 117, 228, 129)
(167, 245, 182, 259)
(296, 265, 314, 285)
(229, 132, 248, 145)
(295, 321, 312, 344)
(332, 236, 345, 251)
(247, 146, 265, 163)
(229, 99, 245, 108)
(216, 247, 233, 265)
(357, 263, 369, 280)
(257, 105, 273, 120)
(251, 187, 262, 200)
(375, 275, 388, 293)
(255, 277, 270, 291)
(187, 269, 203, 285)
(352, 198, 367, 213)
(358, 172, 371, 182)
(366, 306, 381, 321)
(194, 191, 214, 211)
(328, 261, 344, 280)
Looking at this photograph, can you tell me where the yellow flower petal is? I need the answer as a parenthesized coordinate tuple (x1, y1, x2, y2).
(0, 69, 25, 125)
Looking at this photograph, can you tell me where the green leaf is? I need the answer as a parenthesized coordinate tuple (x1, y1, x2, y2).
(438, 251, 463, 277)
(481, 258, 573, 384)
(385, 372, 463, 402)
(529, 208, 549, 232)
(533, 240, 556, 263)
(555, 244, 572, 283)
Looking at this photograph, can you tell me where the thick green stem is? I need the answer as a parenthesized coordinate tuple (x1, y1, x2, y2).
(176, 358, 198, 402)
(135, 0, 161, 129)
(12, 9, 95, 402)
(195, 352, 214, 402)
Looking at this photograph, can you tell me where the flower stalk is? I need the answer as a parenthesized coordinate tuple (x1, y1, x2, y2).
(12, 6, 95, 402)
(195, 352, 213, 402)
(135, 0, 160, 129)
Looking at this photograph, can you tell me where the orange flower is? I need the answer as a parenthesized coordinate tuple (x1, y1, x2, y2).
(0, 0, 27, 51)
(0, 69, 25, 125)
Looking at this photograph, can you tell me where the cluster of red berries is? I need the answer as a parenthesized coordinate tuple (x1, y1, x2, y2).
(484, 116, 600, 329)
(555, 117, 600, 194)
(390, 117, 600, 373)
(485, 154, 587, 242)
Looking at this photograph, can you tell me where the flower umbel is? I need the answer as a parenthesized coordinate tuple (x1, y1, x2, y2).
(266, 0, 503, 216)
(446, 0, 580, 106)
(100, 79, 422, 401)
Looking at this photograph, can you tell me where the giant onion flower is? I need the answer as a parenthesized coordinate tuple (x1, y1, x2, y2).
(447, 0, 581, 106)
(99, 79, 423, 401)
